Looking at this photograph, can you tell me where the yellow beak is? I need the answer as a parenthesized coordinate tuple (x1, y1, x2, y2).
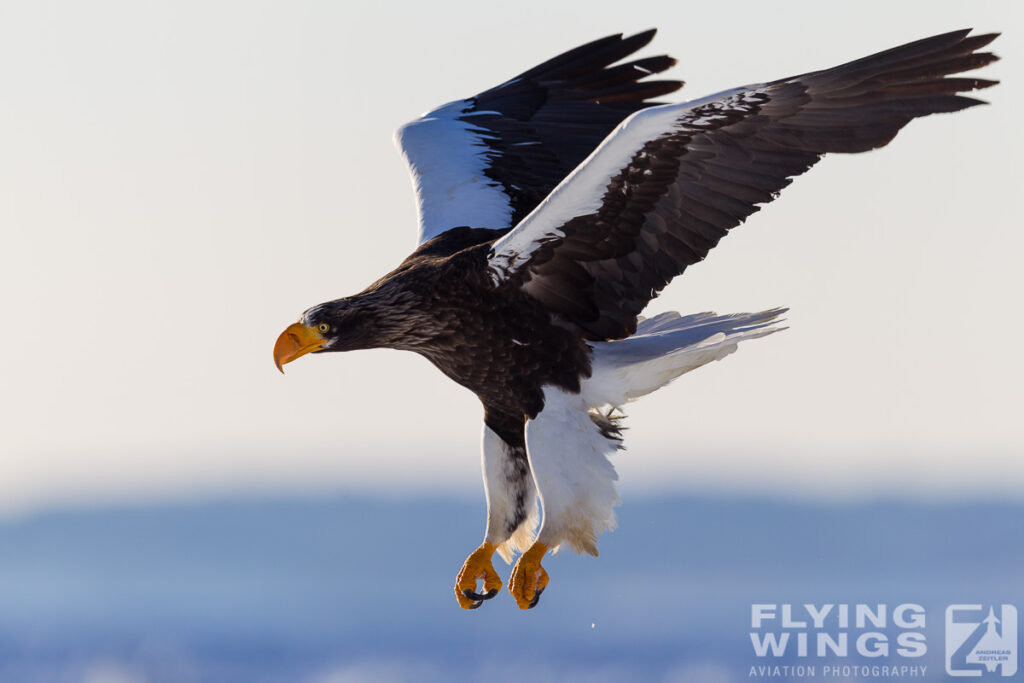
(273, 322, 327, 373)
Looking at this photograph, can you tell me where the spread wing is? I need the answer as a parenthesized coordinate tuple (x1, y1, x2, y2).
(486, 29, 999, 340)
(395, 29, 682, 245)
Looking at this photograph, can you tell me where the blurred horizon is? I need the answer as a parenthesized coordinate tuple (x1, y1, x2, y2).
(3, 442, 1023, 520)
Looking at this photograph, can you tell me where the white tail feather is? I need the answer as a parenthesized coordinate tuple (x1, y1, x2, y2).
(583, 308, 787, 408)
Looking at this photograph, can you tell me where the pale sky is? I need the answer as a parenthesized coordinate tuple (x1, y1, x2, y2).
(2, 0, 1022, 514)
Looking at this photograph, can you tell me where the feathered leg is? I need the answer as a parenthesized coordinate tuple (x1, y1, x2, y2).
(509, 386, 622, 609)
(455, 413, 538, 609)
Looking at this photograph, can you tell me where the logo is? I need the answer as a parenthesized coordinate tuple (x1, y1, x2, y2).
(748, 604, 930, 679)
(946, 604, 1018, 677)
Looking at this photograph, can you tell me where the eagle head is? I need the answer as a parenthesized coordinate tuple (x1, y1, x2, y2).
(273, 300, 371, 372)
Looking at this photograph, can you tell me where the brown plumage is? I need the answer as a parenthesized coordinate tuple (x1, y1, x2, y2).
(298, 227, 591, 443)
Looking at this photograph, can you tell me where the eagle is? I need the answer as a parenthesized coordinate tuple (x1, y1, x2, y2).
(273, 29, 998, 610)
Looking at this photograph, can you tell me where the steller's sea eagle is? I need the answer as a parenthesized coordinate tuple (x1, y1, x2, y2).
(273, 29, 998, 609)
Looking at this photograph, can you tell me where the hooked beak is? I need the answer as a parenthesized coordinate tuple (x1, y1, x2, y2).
(274, 322, 327, 373)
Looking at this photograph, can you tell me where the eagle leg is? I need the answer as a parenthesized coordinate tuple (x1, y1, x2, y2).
(508, 541, 550, 609)
(454, 542, 503, 610)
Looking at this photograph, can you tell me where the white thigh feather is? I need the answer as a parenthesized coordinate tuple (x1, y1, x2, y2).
(525, 385, 620, 556)
(481, 426, 540, 563)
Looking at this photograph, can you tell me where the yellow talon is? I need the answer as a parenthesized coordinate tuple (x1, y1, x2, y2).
(508, 541, 550, 609)
(455, 542, 503, 609)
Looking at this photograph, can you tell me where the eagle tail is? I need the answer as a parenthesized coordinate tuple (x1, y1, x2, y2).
(583, 308, 787, 408)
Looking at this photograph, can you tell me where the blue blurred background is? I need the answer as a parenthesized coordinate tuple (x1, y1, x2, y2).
(0, 495, 1020, 682)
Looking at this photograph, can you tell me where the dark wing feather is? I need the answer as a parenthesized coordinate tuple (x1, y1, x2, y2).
(488, 29, 999, 339)
(396, 30, 683, 244)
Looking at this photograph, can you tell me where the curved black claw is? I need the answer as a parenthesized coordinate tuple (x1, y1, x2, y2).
(462, 587, 499, 608)
(527, 586, 545, 609)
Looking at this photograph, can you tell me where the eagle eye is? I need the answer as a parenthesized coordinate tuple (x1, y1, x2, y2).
(317, 323, 330, 334)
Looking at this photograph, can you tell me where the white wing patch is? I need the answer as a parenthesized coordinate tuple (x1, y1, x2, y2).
(395, 100, 514, 244)
(486, 86, 765, 283)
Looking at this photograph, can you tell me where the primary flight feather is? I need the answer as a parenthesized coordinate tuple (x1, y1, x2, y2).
(273, 28, 998, 610)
